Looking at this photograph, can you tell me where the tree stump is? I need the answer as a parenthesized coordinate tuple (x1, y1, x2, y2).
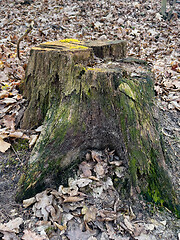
(17, 39, 179, 217)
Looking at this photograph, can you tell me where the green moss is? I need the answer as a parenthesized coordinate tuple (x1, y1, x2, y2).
(129, 157, 137, 186)
(45, 226, 55, 236)
(111, 73, 180, 217)
(119, 82, 136, 101)
(18, 173, 26, 187)
(12, 139, 29, 152)
(141, 148, 180, 218)
(6, 157, 19, 167)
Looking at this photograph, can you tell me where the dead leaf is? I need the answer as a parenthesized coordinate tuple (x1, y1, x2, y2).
(124, 216, 134, 233)
(9, 131, 24, 138)
(88, 176, 99, 181)
(99, 210, 117, 221)
(82, 206, 97, 223)
(94, 162, 106, 178)
(71, 178, 92, 188)
(29, 134, 38, 148)
(54, 222, 67, 231)
(0, 132, 8, 139)
(92, 186, 103, 198)
(63, 196, 84, 203)
(3, 114, 15, 131)
(1, 98, 17, 105)
(22, 229, 46, 240)
(6, 217, 23, 233)
(33, 191, 53, 221)
(67, 221, 92, 240)
(61, 213, 74, 225)
(79, 161, 92, 177)
(129, 206, 136, 220)
(91, 150, 103, 162)
(46, 204, 62, 223)
(0, 223, 14, 233)
(0, 90, 9, 99)
(0, 217, 23, 239)
(2, 231, 19, 240)
(169, 101, 180, 111)
(35, 125, 43, 132)
(23, 197, 36, 208)
(0, 137, 11, 153)
(58, 185, 79, 196)
(85, 152, 91, 161)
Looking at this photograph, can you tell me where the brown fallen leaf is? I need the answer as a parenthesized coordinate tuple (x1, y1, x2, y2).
(63, 196, 84, 203)
(9, 131, 24, 138)
(29, 134, 38, 148)
(98, 210, 117, 221)
(46, 204, 62, 223)
(88, 176, 99, 181)
(70, 178, 92, 188)
(67, 221, 93, 240)
(79, 161, 92, 177)
(33, 191, 53, 221)
(23, 197, 36, 208)
(22, 229, 46, 240)
(124, 216, 135, 233)
(0, 90, 9, 99)
(1, 231, 19, 240)
(0, 223, 14, 233)
(0, 133, 8, 139)
(94, 162, 105, 178)
(3, 113, 15, 132)
(1, 98, 17, 105)
(170, 101, 180, 111)
(6, 217, 23, 233)
(0, 137, 11, 153)
(54, 222, 67, 231)
(0, 71, 8, 82)
(91, 150, 103, 162)
(82, 206, 97, 223)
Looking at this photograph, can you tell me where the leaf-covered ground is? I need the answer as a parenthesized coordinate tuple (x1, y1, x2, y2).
(0, 0, 180, 239)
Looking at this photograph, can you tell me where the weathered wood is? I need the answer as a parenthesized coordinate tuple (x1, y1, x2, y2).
(17, 39, 179, 217)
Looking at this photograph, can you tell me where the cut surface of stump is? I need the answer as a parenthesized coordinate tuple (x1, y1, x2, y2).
(18, 39, 179, 217)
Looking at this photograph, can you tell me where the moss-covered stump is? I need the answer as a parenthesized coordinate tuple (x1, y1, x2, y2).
(18, 39, 179, 217)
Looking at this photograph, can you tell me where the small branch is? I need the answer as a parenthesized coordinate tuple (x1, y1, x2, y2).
(11, 144, 22, 163)
(17, 21, 34, 60)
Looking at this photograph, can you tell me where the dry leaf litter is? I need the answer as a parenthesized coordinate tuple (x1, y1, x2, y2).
(1, 149, 180, 239)
(0, 0, 180, 239)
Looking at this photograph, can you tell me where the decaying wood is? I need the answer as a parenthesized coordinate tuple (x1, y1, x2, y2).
(17, 39, 179, 217)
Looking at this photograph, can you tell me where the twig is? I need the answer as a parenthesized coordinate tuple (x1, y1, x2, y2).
(11, 144, 22, 163)
(17, 21, 34, 60)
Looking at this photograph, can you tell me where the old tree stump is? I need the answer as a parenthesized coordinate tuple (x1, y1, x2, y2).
(17, 39, 179, 217)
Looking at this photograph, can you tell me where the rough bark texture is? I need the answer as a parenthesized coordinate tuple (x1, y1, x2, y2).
(17, 39, 179, 217)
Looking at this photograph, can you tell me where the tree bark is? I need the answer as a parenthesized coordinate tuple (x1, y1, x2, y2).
(17, 39, 179, 217)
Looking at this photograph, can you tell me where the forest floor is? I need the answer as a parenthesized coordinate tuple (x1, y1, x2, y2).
(0, 0, 180, 239)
